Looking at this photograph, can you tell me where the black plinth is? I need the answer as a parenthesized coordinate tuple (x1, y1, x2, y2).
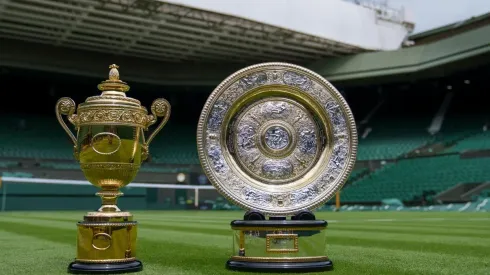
(68, 260, 143, 274)
(226, 259, 333, 272)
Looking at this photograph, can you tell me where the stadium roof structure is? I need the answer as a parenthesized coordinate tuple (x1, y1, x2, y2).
(408, 12, 490, 45)
(0, 0, 487, 87)
(0, 0, 364, 64)
(309, 22, 490, 86)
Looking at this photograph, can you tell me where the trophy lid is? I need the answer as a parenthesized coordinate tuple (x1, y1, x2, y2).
(197, 62, 358, 216)
(75, 64, 149, 128)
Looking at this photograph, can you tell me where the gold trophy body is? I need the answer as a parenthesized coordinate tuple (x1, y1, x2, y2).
(56, 65, 170, 273)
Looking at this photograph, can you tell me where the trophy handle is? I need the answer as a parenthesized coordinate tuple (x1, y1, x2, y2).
(55, 97, 78, 146)
(146, 98, 171, 146)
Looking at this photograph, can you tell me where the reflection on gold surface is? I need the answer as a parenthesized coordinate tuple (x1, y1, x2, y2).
(232, 227, 326, 258)
(77, 221, 138, 262)
(92, 233, 112, 251)
(230, 256, 329, 263)
(266, 234, 299, 253)
(56, 64, 171, 265)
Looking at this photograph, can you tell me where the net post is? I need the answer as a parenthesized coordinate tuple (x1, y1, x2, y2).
(335, 191, 340, 210)
(194, 188, 199, 208)
(1, 178, 6, 212)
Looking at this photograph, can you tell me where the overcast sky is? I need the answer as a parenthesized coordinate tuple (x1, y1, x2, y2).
(385, 0, 490, 33)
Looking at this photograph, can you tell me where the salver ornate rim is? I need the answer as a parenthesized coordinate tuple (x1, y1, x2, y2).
(197, 62, 358, 216)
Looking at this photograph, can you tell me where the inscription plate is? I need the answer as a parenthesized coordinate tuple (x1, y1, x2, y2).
(266, 234, 299, 253)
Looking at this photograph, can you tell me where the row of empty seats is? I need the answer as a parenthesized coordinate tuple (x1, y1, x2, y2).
(445, 130, 490, 153)
(0, 115, 488, 164)
(434, 115, 487, 145)
(37, 161, 191, 173)
(341, 155, 490, 203)
(0, 116, 199, 165)
(0, 160, 18, 168)
(347, 168, 368, 183)
(2, 171, 33, 178)
(357, 119, 431, 160)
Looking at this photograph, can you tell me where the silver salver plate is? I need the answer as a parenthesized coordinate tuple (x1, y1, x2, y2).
(197, 63, 358, 216)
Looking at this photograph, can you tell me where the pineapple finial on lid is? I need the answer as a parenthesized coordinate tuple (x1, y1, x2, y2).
(97, 64, 130, 93)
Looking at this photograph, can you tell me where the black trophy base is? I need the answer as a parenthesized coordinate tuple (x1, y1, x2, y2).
(226, 259, 333, 272)
(68, 260, 143, 274)
(228, 210, 333, 272)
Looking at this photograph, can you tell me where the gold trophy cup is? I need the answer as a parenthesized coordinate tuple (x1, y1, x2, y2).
(56, 64, 170, 273)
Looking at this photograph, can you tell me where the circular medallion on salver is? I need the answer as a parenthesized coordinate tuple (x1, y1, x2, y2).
(197, 63, 358, 216)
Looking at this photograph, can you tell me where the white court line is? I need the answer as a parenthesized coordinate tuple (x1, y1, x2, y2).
(468, 217, 490, 221)
(135, 215, 490, 223)
(325, 217, 490, 223)
(366, 218, 395, 222)
(415, 218, 446, 221)
(0, 177, 215, 189)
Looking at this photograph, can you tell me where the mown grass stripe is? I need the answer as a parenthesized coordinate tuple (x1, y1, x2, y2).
(328, 243, 490, 275)
(330, 224, 490, 238)
(9, 211, 490, 235)
(5, 210, 489, 217)
(0, 230, 75, 275)
(0, 222, 422, 275)
(4, 212, 239, 225)
(0, 217, 232, 249)
(3, 214, 233, 232)
(369, 221, 490, 230)
(316, 212, 489, 219)
(0, 215, 232, 239)
(1, 211, 490, 275)
(2, 214, 490, 251)
(8, 214, 489, 250)
(327, 234, 488, 258)
(0, 222, 216, 275)
(327, 219, 490, 227)
(4, 216, 486, 258)
(333, 220, 490, 230)
(327, 228, 490, 247)
(4, 210, 490, 224)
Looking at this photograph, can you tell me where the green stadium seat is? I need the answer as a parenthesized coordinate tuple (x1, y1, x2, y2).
(2, 114, 487, 170)
(435, 115, 487, 146)
(0, 160, 18, 168)
(0, 116, 200, 165)
(341, 155, 490, 203)
(2, 171, 33, 178)
(37, 161, 190, 173)
(0, 115, 74, 160)
(445, 131, 490, 153)
(357, 118, 431, 160)
(40, 162, 80, 170)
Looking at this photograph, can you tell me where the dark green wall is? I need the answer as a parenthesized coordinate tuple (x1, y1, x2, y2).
(0, 183, 147, 211)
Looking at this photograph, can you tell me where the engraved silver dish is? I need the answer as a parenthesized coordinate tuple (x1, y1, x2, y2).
(197, 63, 358, 216)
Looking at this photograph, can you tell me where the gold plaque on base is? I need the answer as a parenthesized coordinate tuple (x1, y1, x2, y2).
(197, 62, 357, 272)
(56, 65, 170, 274)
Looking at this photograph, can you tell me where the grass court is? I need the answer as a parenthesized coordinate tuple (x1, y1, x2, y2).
(0, 211, 489, 275)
